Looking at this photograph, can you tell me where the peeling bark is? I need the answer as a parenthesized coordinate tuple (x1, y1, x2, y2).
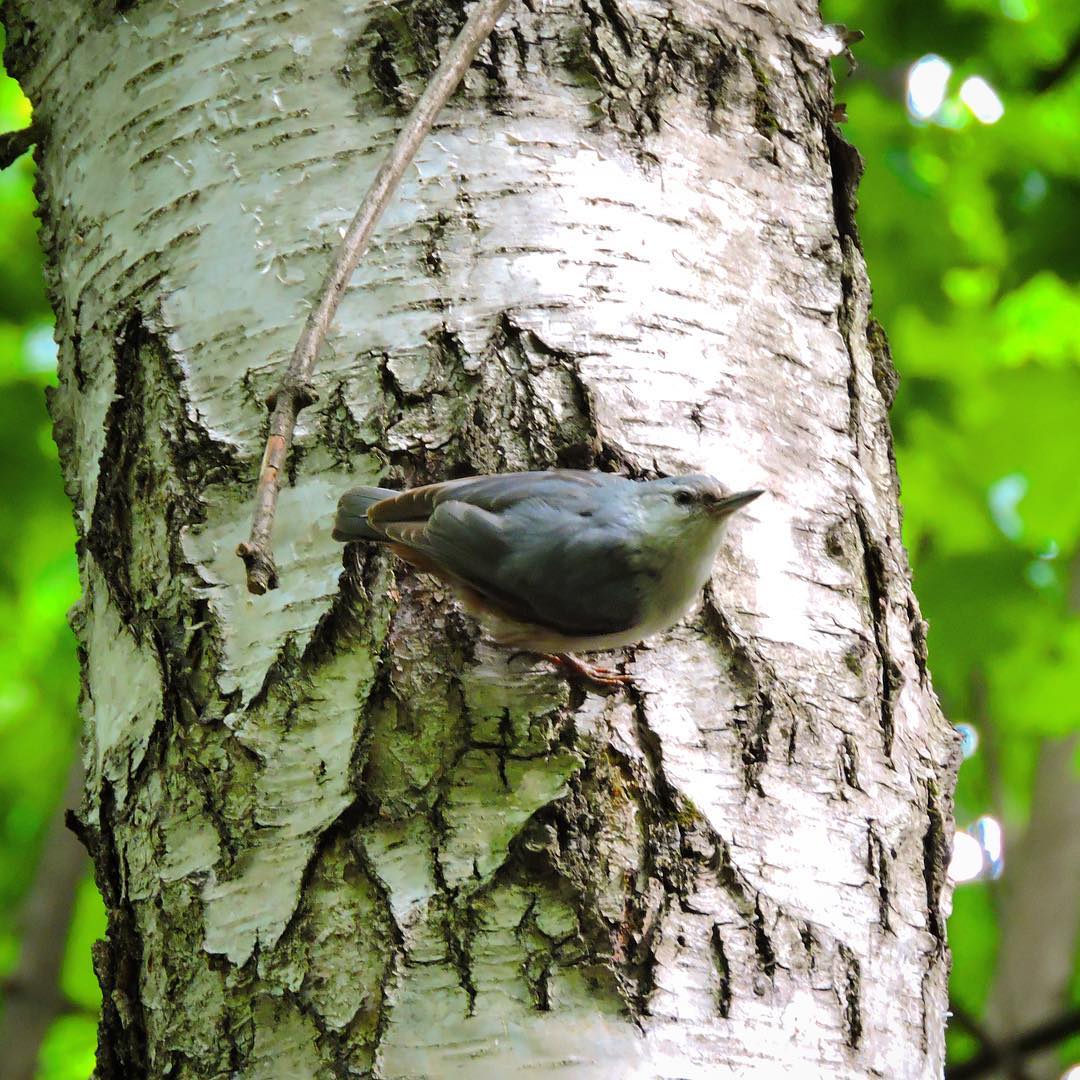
(5, 0, 959, 1075)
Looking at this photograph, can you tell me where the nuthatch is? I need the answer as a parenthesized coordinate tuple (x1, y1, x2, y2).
(333, 470, 762, 685)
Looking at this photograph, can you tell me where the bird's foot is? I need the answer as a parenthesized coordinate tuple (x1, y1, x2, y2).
(543, 653, 633, 687)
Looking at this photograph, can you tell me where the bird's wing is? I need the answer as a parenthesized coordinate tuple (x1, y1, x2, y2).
(367, 470, 612, 527)
(385, 484, 646, 638)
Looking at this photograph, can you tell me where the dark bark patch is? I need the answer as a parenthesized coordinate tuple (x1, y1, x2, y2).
(838, 942, 862, 1049)
(824, 519, 847, 561)
(922, 786, 948, 951)
(866, 317, 899, 409)
(0, 15, 45, 85)
(357, 6, 441, 114)
(853, 507, 900, 760)
(610, 699, 682, 1019)
(87, 313, 241, 632)
(266, 832, 397, 1072)
(499, 747, 670, 1022)
(865, 822, 892, 932)
(825, 124, 863, 247)
(86, 318, 150, 627)
(906, 595, 930, 688)
(711, 837, 755, 918)
(68, 784, 150, 1079)
(752, 899, 776, 980)
(526, 955, 553, 1011)
(744, 48, 779, 139)
(350, 0, 489, 116)
(699, 597, 783, 794)
(437, 896, 479, 1017)
(422, 209, 452, 277)
(709, 923, 732, 1017)
(560, 5, 736, 145)
(737, 692, 772, 795)
(308, 542, 394, 673)
(474, 28, 513, 115)
(517, 896, 557, 1011)
(80, 316, 240, 826)
(840, 259, 860, 440)
(317, 378, 375, 467)
(839, 733, 860, 790)
(452, 313, 599, 471)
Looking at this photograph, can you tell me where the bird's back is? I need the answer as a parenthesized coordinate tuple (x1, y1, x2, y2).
(336, 470, 650, 642)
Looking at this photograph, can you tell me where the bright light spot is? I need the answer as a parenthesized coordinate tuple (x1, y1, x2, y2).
(1060, 1065, 1080, 1080)
(909, 148, 947, 186)
(23, 324, 58, 372)
(956, 723, 979, 759)
(1000, 0, 1037, 22)
(1025, 560, 1057, 589)
(989, 473, 1027, 539)
(936, 98, 972, 130)
(907, 55, 952, 120)
(1018, 170, 1048, 210)
(975, 816, 1004, 878)
(943, 266, 998, 307)
(948, 831, 985, 883)
(960, 76, 1005, 124)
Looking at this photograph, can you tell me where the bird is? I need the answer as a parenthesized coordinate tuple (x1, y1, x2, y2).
(332, 469, 762, 685)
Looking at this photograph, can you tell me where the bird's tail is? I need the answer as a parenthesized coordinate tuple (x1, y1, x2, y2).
(333, 486, 398, 542)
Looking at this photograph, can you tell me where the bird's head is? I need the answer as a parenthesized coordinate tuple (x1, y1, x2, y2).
(640, 474, 763, 546)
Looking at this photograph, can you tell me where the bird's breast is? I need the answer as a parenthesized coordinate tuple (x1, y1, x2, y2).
(634, 528, 726, 635)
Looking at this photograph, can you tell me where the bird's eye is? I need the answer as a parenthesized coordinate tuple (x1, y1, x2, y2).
(673, 490, 695, 506)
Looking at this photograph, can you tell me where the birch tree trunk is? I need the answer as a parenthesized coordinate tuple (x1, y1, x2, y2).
(4, 0, 959, 1076)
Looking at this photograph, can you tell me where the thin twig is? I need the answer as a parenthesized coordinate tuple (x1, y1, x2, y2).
(948, 1002, 1035, 1080)
(0, 122, 39, 170)
(1032, 34, 1080, 93)
(237, 0, 511, 594)
(948, 1008, 1080, 1079)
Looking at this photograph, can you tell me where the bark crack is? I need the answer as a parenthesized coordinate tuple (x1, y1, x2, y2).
(854, 506, 900, 760)
(922, 785, 948, 951)
(709, 923, 732, 1018)
(68, 782, 150, 1078)
(866, 822, 893, 933)
(839, 941, 863, 1049)
(752, 898, 777, 982)
(699, 589, 807, 792)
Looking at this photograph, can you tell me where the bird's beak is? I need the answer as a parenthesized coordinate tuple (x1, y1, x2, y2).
(711, 489, 764, 515)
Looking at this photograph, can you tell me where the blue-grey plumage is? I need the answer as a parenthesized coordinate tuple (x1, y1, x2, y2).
(333, 470, 762, 683)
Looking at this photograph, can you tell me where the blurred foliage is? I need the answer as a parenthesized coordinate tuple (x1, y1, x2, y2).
(827, 0, 1080, 1069)
(1, 1, 1078, 1075)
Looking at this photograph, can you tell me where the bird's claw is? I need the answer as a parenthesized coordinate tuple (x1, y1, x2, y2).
(544, 653, 633, 687)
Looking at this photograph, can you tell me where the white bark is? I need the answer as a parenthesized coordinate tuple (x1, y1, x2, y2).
(5, 0, 958, 1076)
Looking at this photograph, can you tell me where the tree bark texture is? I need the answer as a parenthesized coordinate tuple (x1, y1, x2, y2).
(4, 0, 959, 1076)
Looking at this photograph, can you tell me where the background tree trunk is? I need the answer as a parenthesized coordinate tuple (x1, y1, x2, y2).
(982, 737, 1080, 1080)
(0, 757, 88, 1080)
(4, 0, 959, 1075)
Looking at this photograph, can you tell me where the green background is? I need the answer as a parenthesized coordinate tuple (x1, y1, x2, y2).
(1, 0, 1078, 1072)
